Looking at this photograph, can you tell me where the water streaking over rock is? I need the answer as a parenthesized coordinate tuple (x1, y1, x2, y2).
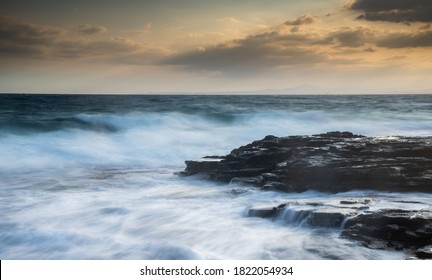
(182, 131, 432, 258)
(247, 197, 432, 259)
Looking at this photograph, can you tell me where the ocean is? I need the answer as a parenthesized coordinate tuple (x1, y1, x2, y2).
(1, 94, 432, 259)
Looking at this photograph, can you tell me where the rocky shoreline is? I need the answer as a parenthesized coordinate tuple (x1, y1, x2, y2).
(181, 132, 432, 259)
(247, 198, 432, 259)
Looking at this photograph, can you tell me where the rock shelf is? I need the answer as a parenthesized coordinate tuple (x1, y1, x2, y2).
(181, 132, 432, 259)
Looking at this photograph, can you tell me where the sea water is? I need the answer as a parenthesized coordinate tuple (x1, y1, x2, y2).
(1, 94, 432, 259)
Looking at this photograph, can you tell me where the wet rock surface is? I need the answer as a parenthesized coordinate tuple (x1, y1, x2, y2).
(247, 197, 432, 259)
(341, 209, 432, 255)
(182, 131, 432, 193)
(181, 131, 432, 259)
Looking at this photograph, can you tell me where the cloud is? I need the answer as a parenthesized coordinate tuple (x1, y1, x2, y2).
(132, 23, 152, 34)
(2, 8, 431, 76)
(163, 28, 329, 74)
(77, 24, 107, 35)
(349, 0, 432, 23)
(0, 14, 63, 56)
(54, 36, 171, 64)
(325, 27, 432, 49)
(377, 30, 432, 48)
(164, 17, 432, 75)
(54, 37, 141, 58)
(164, 44, 326, 74)
(326, 28, 372, 47)
(284, 15, 317, 25)
(0, 14, 169, 64)
(290, 26, 300, 33)
(217, 17, 242, 24)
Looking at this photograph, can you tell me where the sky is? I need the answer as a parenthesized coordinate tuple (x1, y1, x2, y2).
(0, 0, 431, 93)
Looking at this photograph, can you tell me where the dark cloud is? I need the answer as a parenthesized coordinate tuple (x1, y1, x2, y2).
(3, 8, 431, 73)
(53, 37, 168, 65)
(0, 14, 62, 56)
(164, 20, 432, 75)
(325, 27, 432, 49)
(377, 31, 432, 48)
(284, 15, 317, 26)
(0, 14, 167, 64)
(51, 36, 169, 65)
(350, 0, 432, 23)
(54, 37, 140, 58)
(77, 24, 107, 35)
(326, 28, 371, 47)
(164, 30, 328, 74)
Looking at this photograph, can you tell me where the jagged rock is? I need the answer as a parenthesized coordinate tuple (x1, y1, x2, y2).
(182, 131, 432, 193)
(341, 209, 432, 255)
(248, 207, 279, 218)
(308, 211, 348, 228)
(183, 159, 220, 175)
(248, 203, 355, 228)
(248, 202, 432, 258)
(181, 132, 432, 258)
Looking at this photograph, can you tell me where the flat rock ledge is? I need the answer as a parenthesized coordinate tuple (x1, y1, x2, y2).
(181, 131, 432, 193)
(181, 131, 432, 259)
(248, 199, 432, 259)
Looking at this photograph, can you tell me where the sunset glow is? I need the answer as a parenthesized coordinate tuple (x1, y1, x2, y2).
(1, 0, 431, 93)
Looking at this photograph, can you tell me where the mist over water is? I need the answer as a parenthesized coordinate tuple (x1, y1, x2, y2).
(1, 94, 432, 259)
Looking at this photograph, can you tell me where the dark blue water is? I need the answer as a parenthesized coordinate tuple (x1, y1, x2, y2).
(1, 94, 431, 259)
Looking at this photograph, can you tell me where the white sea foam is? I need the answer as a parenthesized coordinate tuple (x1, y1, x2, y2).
(1, 108, 432, 172)
(3, 167, 426, 259)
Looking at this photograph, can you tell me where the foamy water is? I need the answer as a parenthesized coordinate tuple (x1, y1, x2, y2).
(1, 94, 431, 259)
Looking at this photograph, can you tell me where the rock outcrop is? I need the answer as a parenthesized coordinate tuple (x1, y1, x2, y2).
(247, 199, 432, 259)
(182, 131, 432, 193)
(181, 131, 432, 259)
(341, 209, 432, 258)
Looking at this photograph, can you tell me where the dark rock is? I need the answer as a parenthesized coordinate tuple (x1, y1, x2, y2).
(203, 155, 225, 159)
(308, 211, 348, 228)
(247, 199, 432, 258)
(249, 203, 354, 228)
(393, 200, 425, 204)
(415, 245, 432, 259)
(340, 200, 359, 205)
(341, 209, 432, 256)
(314, 131, 364, 138)
(248, 203, 286, 219)
(182, 159, 221, 175)
(182, 132, 432, 258)
(248, 207, 279, 218)
(182, 131, 432, 193)
(340, 199, 371, 205)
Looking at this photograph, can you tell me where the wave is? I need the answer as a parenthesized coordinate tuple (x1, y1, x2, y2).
(2, 108, 432, 135)
(1, 94, 432, 172)
(1, 109, 432, 172)
(1, 116, 119, 135)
